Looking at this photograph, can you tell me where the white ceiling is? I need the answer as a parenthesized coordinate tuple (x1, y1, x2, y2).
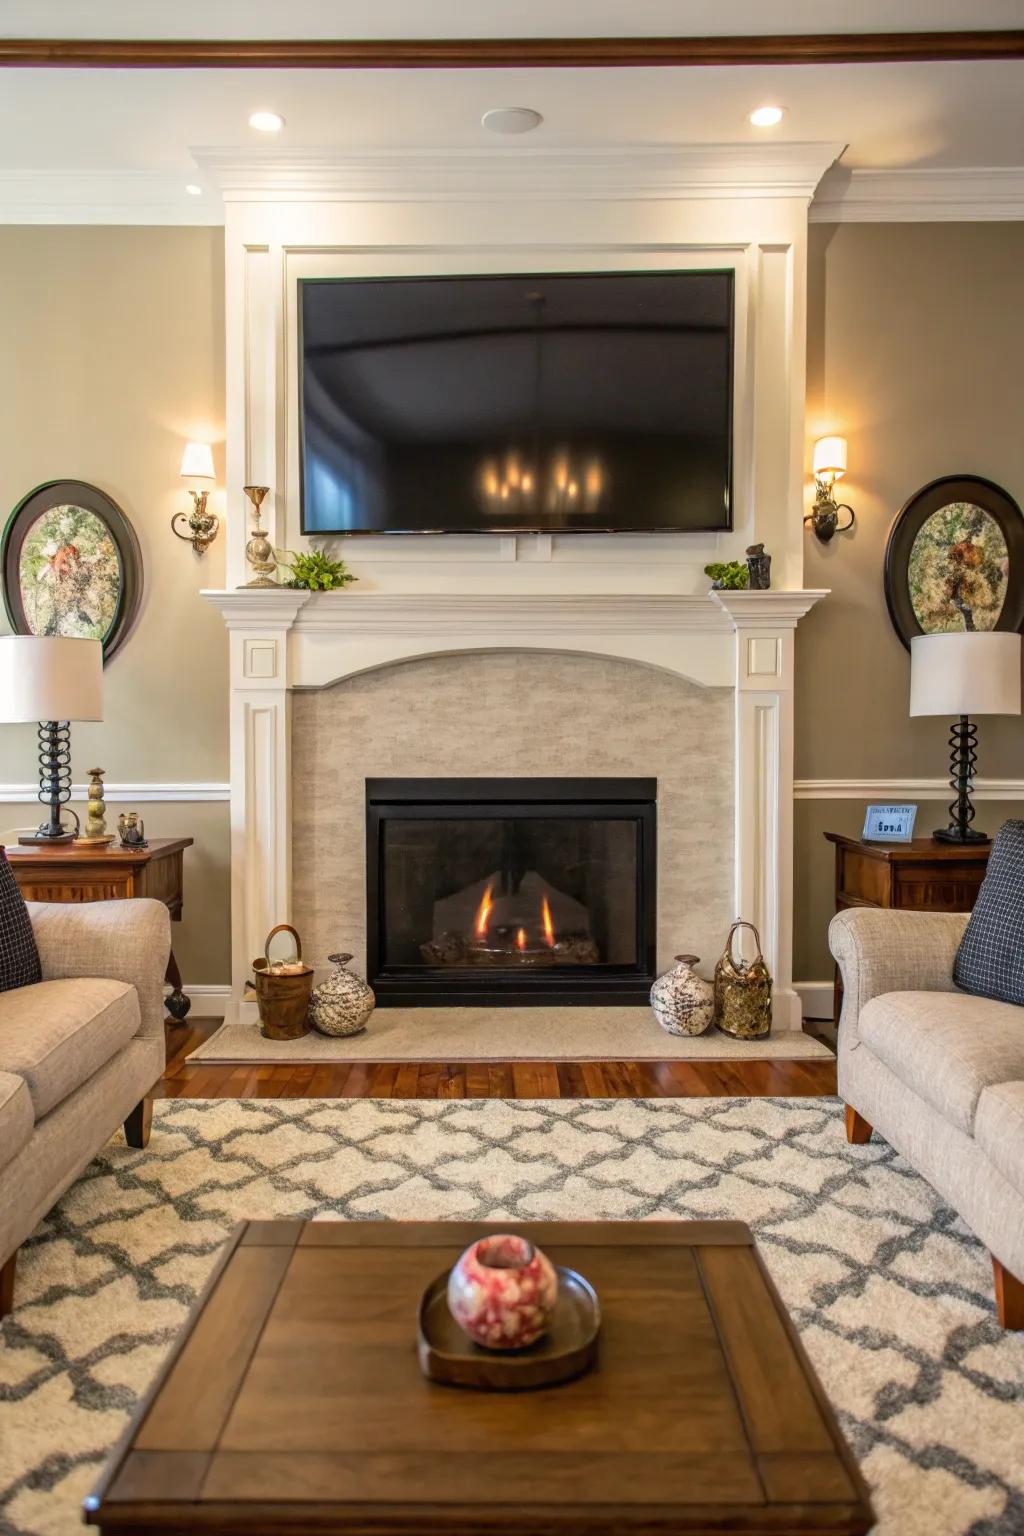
(1, 1, 1022, 221)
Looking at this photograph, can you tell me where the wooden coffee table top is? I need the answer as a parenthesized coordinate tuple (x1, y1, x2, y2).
(86, 1220, 873, 1535)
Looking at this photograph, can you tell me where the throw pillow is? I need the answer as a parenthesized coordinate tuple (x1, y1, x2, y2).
(954, 819, 1024, 1007)
(0, 846, 42, 993)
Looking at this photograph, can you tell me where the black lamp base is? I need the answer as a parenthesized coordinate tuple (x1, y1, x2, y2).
(20, 719, 79, 846)
(934, 714, 989, 846)
(17, 828, 76, 846)
(933, 826, 990, 845)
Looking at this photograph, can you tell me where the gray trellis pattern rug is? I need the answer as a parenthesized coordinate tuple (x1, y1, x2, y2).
(1, 1097, 1023, 1536)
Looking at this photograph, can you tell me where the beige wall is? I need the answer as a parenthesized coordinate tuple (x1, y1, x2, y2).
(795, 223, 1024, 980)
(0, 226, 229, 984)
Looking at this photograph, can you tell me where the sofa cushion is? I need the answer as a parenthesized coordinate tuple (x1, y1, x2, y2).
(0, 847, 42, 994)
(0, 978, 140, 1118)
(0, 1070, 33, 1174)
(858, 990, 1024, 1136)
(974, 1080, 1024, 1200)
(954, 819, 1024, 1006)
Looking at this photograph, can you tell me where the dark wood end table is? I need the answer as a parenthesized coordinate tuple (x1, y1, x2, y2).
(86, 1219, 873, 1535)
(6, 837, 195, 1024)
(825, 831, 990, 1026)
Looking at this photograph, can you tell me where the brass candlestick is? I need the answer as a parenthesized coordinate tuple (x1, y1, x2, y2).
(242, 485, 278, 588)
(75, 766, 115, 847)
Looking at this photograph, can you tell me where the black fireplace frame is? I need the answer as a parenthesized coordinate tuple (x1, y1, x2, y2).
(366, 777, 657, 1006)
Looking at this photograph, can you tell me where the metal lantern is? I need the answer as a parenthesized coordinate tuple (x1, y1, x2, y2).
(714, 921, 773, 1039)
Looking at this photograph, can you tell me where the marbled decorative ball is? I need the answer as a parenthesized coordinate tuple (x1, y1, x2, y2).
(447, 1234, 558, 1350)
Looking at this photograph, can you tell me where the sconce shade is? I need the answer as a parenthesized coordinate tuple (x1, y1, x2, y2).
(180, 442, 215, 481)
(813, 436, 847, 479)
(910, 632, 1021, 717)
(0, 636, 104, 722)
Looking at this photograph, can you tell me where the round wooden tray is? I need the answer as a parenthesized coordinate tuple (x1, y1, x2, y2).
(417, 1265, 601, 1391)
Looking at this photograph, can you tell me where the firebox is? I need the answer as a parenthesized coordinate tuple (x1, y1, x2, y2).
(366, 778, 657, 1006)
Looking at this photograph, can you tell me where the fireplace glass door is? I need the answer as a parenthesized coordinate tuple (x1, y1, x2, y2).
(366, 778, 656, 1005)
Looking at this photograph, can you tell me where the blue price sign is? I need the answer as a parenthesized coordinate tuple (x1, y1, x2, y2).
(862, 804, 918, 843)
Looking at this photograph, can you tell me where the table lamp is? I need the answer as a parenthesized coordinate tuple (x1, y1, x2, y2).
(0, 635, 103, 844)
(910, 630, 1022, 843)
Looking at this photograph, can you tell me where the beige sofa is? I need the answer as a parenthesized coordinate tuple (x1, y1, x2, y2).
(0, 897, 169, 1317)
(830, 906, 1024, 1330)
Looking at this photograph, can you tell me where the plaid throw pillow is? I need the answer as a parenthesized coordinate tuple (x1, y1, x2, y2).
(954, 820, 1024, 1007)
(0, 846, 42, 993)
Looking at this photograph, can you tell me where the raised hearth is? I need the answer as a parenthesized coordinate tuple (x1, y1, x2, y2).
(367, 777, 656, 1006)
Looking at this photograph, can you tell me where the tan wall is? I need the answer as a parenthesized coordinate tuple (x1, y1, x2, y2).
(795, 223, 1024, 980)
(0, 226, 229, 984)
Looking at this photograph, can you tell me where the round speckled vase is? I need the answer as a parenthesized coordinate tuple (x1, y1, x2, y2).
(650, 954, 715, 1037)
(447, 1234, 558, 1350)
(308, 952, 375, 1038)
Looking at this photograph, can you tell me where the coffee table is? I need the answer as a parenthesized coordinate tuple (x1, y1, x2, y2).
(86, 1220, 873, 1534)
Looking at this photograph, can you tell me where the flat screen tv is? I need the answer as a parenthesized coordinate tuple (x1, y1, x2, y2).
(299, 269, 733, 536)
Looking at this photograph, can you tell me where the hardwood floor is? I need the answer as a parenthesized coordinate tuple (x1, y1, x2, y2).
(156, 1018, 837, 1100)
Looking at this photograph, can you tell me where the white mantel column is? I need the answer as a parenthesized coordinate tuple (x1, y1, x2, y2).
(204, 589, 310, 1021)
(712, 589, 827, 1029)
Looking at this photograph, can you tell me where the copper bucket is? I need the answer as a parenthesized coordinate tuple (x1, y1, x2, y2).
(252, 924, 314, 1040)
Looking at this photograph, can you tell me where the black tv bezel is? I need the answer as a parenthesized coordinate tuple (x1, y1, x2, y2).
(297, 267, 735, 537)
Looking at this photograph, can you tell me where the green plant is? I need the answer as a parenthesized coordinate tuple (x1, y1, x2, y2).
(278, 546, 357, 592)
(703, 560, 749, 591)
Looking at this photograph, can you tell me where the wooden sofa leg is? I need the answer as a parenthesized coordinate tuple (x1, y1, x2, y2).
(124, 1096, 153, 1150)
(993, 1256, 1024, 1330)
(844, 1104, 873, 1144)
(0, 1249, 16, 1320)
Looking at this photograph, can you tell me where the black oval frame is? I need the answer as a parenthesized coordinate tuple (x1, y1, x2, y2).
(883, 473, 1024, 652)
(1, 479, 143, 662)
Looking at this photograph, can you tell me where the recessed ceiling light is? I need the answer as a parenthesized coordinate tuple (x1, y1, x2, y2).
(749, 105, 784, 128)
(249, 109, 285, 133)
(481, 107, 543, 135)
(185, 184, 202, 196)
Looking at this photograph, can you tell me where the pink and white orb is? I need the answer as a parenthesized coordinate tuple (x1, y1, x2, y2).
(447, 1233, 558, 1350)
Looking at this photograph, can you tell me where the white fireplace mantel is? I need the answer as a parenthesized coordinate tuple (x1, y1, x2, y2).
(204, 587, 826, 1029)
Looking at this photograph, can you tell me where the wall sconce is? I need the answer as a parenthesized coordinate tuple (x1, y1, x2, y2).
(805, 435, 856, 543)
(171, 442, 219, 554)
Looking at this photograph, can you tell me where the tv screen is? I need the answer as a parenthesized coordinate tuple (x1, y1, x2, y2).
(299, 270, 733, 536)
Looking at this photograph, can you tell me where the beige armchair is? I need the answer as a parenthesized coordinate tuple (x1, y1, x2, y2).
(0, 898, 169, 1317)
(831, 907, 1024, 1329)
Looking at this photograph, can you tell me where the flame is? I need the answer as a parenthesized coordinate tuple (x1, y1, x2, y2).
(475, 884, 494, 937)
(541, 895, 555, 947)
(516, 927, 527, 952)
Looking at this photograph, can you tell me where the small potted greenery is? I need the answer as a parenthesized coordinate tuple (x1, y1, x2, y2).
(703, 560, 749, 591)
(277, 546, 357, 591)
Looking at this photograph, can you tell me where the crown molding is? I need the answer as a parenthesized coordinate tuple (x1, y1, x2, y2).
(192, 143, 845, 205)
(810, 165, 1024, 222)
(0, 170, 224, 225)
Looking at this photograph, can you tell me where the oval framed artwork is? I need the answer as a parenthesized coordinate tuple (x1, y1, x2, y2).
(1, 480, 143, 662)
(883, 474, 1024, 652)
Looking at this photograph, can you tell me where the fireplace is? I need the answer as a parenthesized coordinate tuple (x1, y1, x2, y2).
(366, 777, 657, 1005)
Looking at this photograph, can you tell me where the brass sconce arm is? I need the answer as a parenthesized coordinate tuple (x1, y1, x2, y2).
(172, 489, 220, 555)
(804, 477, 856, 543)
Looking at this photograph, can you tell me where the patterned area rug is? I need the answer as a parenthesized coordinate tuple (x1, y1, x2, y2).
(1, 1097, 1022, 1536)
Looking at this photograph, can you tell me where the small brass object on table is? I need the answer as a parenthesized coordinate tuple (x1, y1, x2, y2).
(74, 766, 115, 847)
(242, 485, 278, 588)
(714, 920, 773, 1039)
(252, 923, 314, 1040)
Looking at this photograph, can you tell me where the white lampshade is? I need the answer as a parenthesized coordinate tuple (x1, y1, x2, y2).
(812, 435, 847, 479)
(910, 631, 1022, 718)
(180, 441, 215, 481)
(0, 636, 103, 723)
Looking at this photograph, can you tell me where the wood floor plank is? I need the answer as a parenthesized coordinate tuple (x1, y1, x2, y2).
(158, 1021, 835, 1100)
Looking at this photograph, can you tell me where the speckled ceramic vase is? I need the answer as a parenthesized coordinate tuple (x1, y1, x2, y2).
(447, 1234, 558, 1350)
(650, 954, 715, 1037)
(308, 952, 375, 1037)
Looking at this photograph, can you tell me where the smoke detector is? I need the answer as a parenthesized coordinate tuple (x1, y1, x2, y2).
(481, 107, 543, 135)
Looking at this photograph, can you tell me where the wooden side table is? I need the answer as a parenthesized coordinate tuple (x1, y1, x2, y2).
(825, 832, 990, 1026)
(6, 837, 195, 1023)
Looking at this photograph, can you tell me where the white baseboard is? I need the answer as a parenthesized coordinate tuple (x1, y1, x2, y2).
(169, 984, 232, 1018)
(795, 981, 835, 1022)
